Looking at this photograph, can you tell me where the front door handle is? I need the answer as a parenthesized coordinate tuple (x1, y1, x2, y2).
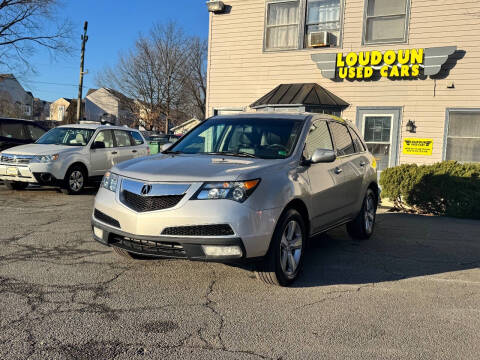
(111, 151, 118, 155)
(359, 161, 367, 167)
(334, 167, 343, 175)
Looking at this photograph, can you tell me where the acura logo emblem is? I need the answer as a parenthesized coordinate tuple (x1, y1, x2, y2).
(141, 184, 152, 195)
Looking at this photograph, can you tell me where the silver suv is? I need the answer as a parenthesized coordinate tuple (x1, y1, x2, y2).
(0, 124, 149, 194)
(91, 114, 378, 286)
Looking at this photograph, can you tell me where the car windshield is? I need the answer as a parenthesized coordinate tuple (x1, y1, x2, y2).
(169, 117, 304, 159)
(36, 127, 95, 146)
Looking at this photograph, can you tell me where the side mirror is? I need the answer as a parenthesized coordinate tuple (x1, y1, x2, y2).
(310, 148, 336, 164)
(161, 142, 173, 152)
(91, 141, 105, 149)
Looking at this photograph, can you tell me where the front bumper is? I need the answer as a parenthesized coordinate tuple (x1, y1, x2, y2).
(0, 161, 64, 185)
(92, 219, 246, 261)
(93, 186, 282, 259)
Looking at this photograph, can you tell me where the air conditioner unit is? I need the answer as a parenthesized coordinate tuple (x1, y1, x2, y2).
(308, 31, 331, 48)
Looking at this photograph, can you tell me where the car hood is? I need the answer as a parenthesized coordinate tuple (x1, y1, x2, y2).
(0, 144, 79, 156)
(113, 154, 284, 182)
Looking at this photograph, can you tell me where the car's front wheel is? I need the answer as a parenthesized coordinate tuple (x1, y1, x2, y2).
(347, 188, 377, 240)
(255, 209, 306, 286)
(4, 181, 28, 190)
(61, 165, 86, 195)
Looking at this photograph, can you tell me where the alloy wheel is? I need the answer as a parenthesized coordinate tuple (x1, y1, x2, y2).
(69, 170, 84, 192)
(279, 220, 303, 278)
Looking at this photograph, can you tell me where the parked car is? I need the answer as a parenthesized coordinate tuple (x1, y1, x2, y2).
(0, 118, 47, 152)
(0, 124, 149, 193)
(91, 114, 379, 286)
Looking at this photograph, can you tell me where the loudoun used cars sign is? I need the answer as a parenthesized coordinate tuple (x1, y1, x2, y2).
(311, 46, 457, 80)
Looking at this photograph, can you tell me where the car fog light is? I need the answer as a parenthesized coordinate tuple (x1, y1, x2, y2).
(93, 227, 104, 239)
(202, 245, 243, 257)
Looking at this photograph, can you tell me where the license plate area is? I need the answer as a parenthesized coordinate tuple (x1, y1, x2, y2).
(7, 167, 18, 176)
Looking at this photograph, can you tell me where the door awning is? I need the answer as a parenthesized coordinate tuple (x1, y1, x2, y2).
(250, 83, 349, 109)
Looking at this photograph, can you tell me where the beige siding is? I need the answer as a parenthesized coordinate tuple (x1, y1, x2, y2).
(206, 0, 480, 165)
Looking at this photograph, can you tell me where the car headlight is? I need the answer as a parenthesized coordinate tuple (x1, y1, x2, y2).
(192, 179, 260, 203)
(34, 154, 59, 163)
(102, 171, 119, 192)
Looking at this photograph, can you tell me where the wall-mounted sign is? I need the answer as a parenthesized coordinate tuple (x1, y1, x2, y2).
(402, 138, 433, 156)
(311, 46, 457, 81)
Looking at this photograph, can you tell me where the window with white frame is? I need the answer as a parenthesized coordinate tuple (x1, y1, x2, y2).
(265, 1, 300, 50)
(445, 110, 480, 163)
(363, 0, 410, 44)
(265, 0, 342, 51)
(305, 0, 341, 47)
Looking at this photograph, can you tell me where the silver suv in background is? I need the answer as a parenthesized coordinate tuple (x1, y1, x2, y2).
(91, 114, 378, 286)
(0, 124, 149, 194)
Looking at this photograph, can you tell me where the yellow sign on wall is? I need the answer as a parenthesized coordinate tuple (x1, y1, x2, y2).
(336, 49, 424, 80)
(402, 138, 433, 155)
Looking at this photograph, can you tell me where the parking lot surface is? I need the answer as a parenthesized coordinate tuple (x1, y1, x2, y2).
(0, 186, 479, 359)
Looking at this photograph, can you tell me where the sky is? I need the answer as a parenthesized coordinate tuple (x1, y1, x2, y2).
(16, 0, 209, 102)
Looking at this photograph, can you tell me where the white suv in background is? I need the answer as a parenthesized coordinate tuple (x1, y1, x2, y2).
(0, 124, 149, 194)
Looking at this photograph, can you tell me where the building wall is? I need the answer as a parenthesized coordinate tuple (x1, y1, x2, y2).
(206, 0, 480, 165)
(85, 88, 120, 122)
(0, 75, 33, 118)
(49, 98, 72, 122)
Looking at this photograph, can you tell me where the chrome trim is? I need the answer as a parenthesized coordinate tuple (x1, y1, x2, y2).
(0, 154, 35, 164)
(121, 178, 190, 196)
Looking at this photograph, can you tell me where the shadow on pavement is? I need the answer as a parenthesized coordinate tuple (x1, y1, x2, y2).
(291, 212, 480, 288)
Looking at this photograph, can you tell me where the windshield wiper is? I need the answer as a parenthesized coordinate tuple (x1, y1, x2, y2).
(163, 150, 183, 154)
(203, 151, 258, 158)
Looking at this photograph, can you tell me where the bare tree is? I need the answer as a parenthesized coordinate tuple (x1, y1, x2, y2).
(0, 0, 73, 73)
(96, 21, 206, 132)
(182, 37, 207, 120)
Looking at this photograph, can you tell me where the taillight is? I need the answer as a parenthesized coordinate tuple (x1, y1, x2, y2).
(147, 146, 150, 155)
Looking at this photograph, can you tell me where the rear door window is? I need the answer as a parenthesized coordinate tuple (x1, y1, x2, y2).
(349, 127, 366, 153)
(129, 131, 144, 145)
(328, 122, 356, 156)
(114, 130, 131, 147)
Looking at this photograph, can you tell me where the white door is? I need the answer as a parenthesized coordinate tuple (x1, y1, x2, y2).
(361, 114, 394, 176)
(90, 130, 116, 176)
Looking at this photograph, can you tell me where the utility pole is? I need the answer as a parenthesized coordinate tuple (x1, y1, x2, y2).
(76, 21, 88, 124)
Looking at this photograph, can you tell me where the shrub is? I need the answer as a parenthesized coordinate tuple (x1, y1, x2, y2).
(380, 161, 480, 219)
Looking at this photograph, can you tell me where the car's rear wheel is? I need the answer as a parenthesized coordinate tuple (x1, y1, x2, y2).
(4, 181, 28, 190)
(347, 188, 377, 240)
(255, 209, 306, 286)
(61, 165, 86, 195)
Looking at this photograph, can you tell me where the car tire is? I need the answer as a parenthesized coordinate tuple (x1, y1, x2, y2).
(255, 209, 306, 287)
(4, 181, 28, 190)
(112, 246, 138, 260)
(347, 188, 377, 241)
(61, 165, 86, 195)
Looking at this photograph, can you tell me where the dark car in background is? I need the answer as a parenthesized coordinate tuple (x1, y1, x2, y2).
(0, 118, 47, 152)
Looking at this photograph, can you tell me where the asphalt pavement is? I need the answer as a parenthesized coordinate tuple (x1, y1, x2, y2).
(0, 185, 479, 359)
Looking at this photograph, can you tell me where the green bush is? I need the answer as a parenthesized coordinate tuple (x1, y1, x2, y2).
(380, 161, 480, 219)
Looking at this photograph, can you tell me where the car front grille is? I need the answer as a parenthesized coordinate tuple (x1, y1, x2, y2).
(1, 154, 33, 164)
(94, 209, 120, 228)
(110, 234, 186, 258)
(162, 224, 234, 236)
(121, 190, 184, 212)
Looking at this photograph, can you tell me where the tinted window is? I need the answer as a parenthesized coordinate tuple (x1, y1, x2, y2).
(304, 120, 333, 158)
(349, 127, 366, 153)
(171, 117, 304, 159)
(26, 124, 46, 141)
(0, 121, 28, 140)
(93, 130, 114, 148)
(114, 130, 131, 147)
(328, 122, 355, 156)
(130, 131, 144, 145)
